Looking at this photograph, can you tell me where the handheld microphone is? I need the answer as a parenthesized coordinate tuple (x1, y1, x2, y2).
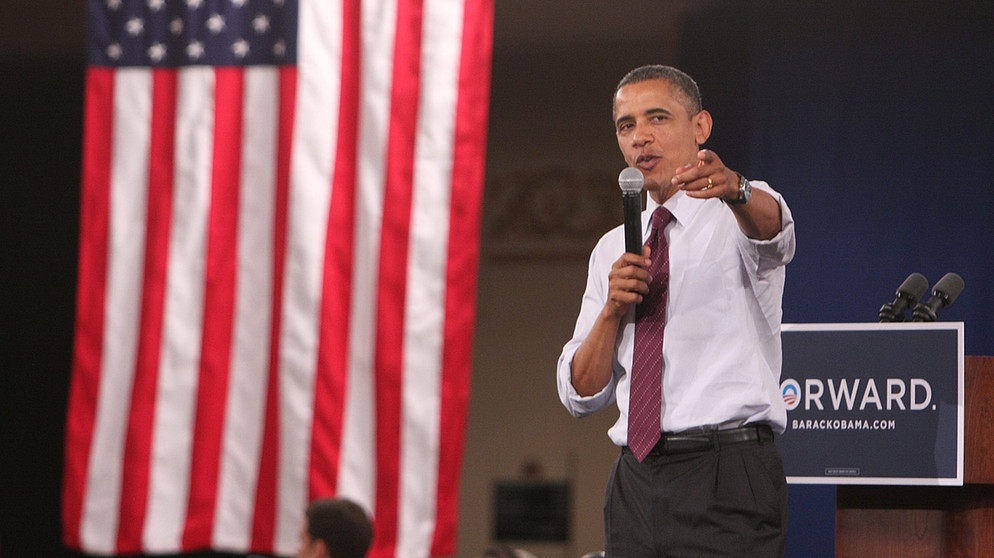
(878, 272, 930, 322)
(619, 167, 644, 254)
(912, 272, 965, 322)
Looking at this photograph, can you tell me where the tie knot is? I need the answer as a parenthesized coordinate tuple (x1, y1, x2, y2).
(651, 206, 672, 231)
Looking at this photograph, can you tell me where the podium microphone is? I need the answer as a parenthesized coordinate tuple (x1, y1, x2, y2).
(879, 272, 930, 322)
(912, 272, 965, 322)
(619, 167, 644, 254)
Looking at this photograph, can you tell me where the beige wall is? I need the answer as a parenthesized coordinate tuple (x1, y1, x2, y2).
(456, 256, 619, 558)
(455, 2, 714, 553)
(458, 73, 628, 557)
(455, 3, 710, 554)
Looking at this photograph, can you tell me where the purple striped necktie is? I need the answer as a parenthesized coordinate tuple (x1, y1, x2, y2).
(628, 206, 672, 462)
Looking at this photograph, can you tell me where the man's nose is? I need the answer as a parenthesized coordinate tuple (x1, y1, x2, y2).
(631, 121, 652, 145)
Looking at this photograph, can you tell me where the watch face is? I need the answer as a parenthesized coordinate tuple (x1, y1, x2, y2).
(725, 174, 751, 206)
(740, 176, 751, 202)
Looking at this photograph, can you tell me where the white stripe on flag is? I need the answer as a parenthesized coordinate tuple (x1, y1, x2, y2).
(81, 69, 152, 554)
(336, 0, 399, 519)
(273, 0, 343, 550)
(144, 67, 215, 552)
(397, 0, 465, 554)
(213, 66, 279, 552)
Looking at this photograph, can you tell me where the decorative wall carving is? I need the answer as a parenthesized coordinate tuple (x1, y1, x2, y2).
(482, 168, 627, 259)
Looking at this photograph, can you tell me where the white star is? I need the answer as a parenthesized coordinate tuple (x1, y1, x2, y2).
(125, 17, 144, 37)
(206, 13, 226, 34)
(273, 0, 285, 7)
(186, 0, 204, 8)
(273, 39, 286, 58)
(148, 0, 165, 12)
(106, 0, 122, 10)
(186, 40, 204, 60)
(148, 42, 167, 63)
(170, 17, 184, 35)
(231, 39, 250, 59)
(252, 14, 270, 34)
(106, 43, 122, 60)
(231, 0, 247, 7)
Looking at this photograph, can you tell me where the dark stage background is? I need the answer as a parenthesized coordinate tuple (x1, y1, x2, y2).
(3, 1, 993, 557)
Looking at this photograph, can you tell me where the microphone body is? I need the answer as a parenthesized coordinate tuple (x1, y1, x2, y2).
(912, 272, 965, 322)
(878, 272, 930, 322)
(623, 191, 642, 254)
(618, 167, 644, 254)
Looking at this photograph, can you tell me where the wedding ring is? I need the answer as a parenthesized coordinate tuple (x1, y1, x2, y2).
(706, 176, 713, 190)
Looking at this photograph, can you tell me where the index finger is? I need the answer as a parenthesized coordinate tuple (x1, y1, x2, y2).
(614, 248, 650, 270)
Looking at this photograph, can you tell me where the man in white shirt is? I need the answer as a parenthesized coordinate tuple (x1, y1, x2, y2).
(557, 65, 795, 557)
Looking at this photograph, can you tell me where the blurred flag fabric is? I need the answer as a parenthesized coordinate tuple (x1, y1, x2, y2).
(63, 0, 492, 556)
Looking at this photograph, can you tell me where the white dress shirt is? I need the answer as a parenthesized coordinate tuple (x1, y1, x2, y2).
(557, 181, 796, 446)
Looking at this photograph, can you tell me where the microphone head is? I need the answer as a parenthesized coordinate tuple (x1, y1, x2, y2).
(897, 272, 930, 303)
(618, 167, 644, 193)
(932, 272, 965, 307)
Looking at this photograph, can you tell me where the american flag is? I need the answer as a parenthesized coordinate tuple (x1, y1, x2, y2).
(63, 0, 493, 556)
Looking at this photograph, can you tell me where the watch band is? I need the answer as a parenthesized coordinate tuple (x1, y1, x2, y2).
(724, 173, 751, 206)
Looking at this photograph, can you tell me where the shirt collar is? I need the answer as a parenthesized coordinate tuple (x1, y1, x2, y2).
(645, 189, 705, 231)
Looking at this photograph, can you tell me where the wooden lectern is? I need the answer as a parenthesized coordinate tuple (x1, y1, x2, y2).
(836, 356, 994, 557)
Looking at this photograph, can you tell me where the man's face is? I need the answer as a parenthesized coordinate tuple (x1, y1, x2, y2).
(613, 79, 709, 202)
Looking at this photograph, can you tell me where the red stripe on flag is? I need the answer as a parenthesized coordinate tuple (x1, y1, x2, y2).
(372, 0, 425, 554)
(310, 0, 361, 501)
(182, 68, 244, 550)
(250, 66, 297, 554)
(63, 67, 116, 550)
(431, 1, 494, 553)
(117, 68, 179, 553)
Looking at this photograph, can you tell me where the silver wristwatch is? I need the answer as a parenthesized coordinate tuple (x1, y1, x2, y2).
(724, 173, 752, 206)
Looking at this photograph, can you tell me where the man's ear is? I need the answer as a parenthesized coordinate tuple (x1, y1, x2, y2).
(693, 109, 713, 145)
(315, 538, 331, 558)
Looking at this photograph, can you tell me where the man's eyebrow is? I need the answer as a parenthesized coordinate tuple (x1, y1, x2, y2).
(614, 114, 634, 127)
(645, 107, 673, 117)
(615, 107, 673, 128)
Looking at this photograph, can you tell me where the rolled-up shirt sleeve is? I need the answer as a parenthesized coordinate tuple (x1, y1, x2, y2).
(557, 234, 621, 417)
(738, 181, 796, 276)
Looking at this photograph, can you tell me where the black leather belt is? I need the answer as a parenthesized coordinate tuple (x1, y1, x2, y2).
(645, 424, 773, 455)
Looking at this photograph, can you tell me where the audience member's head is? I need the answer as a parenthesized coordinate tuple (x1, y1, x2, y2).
(296, 497, 374, 558)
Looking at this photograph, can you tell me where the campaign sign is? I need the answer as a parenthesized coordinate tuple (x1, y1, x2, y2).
(778, 323, 964, 485)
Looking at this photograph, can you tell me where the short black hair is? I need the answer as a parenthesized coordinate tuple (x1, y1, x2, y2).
(306, 498, 374, 558)
(614, 64, 703, 117)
